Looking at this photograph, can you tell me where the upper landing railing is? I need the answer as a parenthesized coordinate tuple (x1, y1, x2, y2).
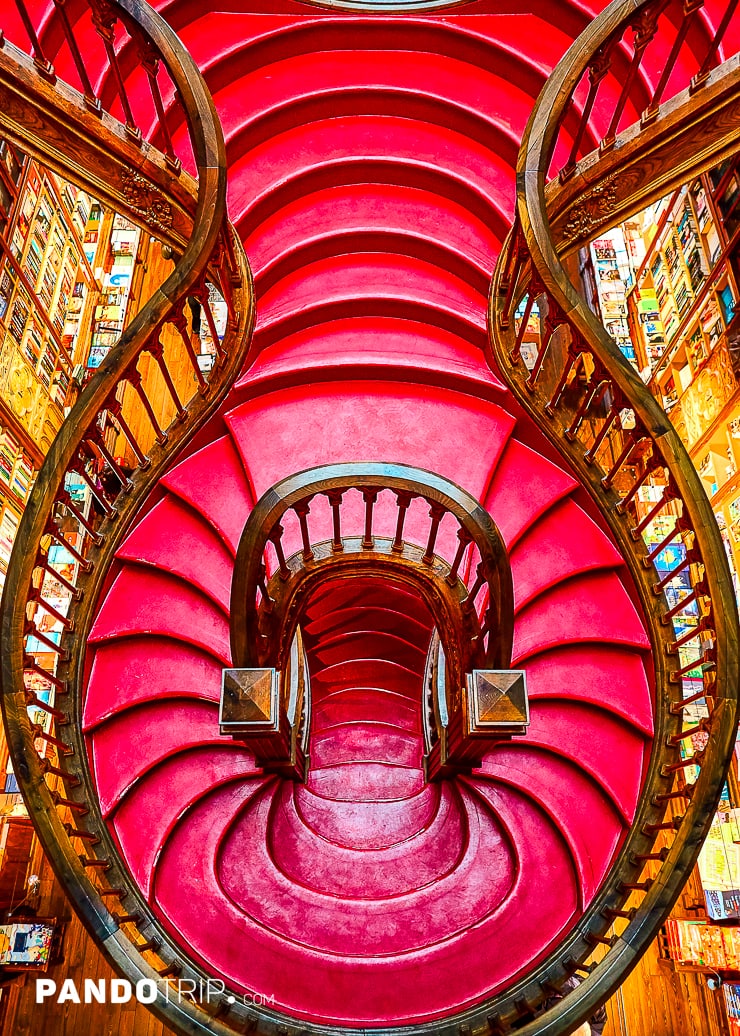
(1, 0, 207, 249)
(227, 463, 525, 783)
(542, 0, 740, 254)
(490, 0, 740, 1033)
(0, 0, 254, 1032)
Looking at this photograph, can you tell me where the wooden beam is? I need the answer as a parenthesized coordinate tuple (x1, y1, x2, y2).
(0, 39, 196, 253)
(549, 56, 740, 255)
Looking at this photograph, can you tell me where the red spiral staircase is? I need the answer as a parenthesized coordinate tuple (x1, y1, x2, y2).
(1, 0, 739, 1035)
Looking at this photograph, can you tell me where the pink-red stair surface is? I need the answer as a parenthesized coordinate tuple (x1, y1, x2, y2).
(14, 0, 689, 1025)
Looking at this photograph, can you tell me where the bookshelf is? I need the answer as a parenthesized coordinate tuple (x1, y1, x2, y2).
(626, 179, 739, 429)
(616, 168, 740, 593)
(581, 158, 740, 1035)
(0, 145, 105, 590)
(631, 169, 740, 1036)
(0, 142, 160, 817)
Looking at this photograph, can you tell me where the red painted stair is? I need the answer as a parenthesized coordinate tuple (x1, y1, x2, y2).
(2, 1, 739, 1035)
(68, 0, 653, 1024)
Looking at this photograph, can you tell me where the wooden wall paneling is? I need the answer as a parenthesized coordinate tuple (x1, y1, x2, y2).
(0, 839, 177, 1035)
(604, 908, 731, 1035)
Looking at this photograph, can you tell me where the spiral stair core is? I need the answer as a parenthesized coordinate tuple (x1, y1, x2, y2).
(0, 1, 739, 1035)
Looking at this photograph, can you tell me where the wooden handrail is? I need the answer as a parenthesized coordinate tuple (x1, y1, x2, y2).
(488, 0, 740, 1032)
(0, 0, 255, 1031)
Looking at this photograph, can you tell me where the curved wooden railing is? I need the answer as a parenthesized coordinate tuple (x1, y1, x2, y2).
(489, 0, 740, 1033)
(1, 0, 739, 1033)
(229, 463, 518, 781)
(0, 1, 254, 1033)
(0, 0, 204, 250)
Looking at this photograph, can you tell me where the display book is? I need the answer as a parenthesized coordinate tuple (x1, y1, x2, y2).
(86, 213, 141, 370)
(663, 805, 740, 1036)
(725, 984, 740, 1036)
(0, 920, 57, 971)
(589, 228, 642, 365)
(665, 919, 740, 1035)
(665, 919, 740, 1034)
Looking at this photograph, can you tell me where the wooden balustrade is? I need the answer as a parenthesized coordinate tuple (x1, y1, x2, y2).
(554, 0, 734, 182)
(488, 0, 740, 1032)
(539, 0, 740, 257)
(228, 463, 523, 780)
(0, 3, 200, 253)
(0, 0, 254, 1022)
(9, 0, 182, 156)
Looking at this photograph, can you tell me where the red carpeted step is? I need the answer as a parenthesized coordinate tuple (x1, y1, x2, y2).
(475, 749, 625, 902)
(88, 567, 230, 663)
(254, 252, 488, 350)
(304, 579, 432, 627)
(110, 746, 262, 899)
(229, 115, 512, 240)
(309, 723, 423, 770)
(308, 630, 428, 672)
(311, 688, 420, 734)
(245, 185, 497, 289)
(512, 570, 652, 659)
(89, 698, 224, 816)
(310, 659, 424, 702)
(483, 437, 578, 548)
(82, 636, 224, 729)
(236, 317, 506, 400)
(225, 382, 517, 511)
(496, 699, 648, 821)
(160, 434, 254, 554)
(293, 782, 440, 850)
(509, 496, 624, 610)
(524, 643, 654, 734)
(304, 603, 431, 642)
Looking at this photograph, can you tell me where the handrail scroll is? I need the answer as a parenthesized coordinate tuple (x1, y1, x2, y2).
(228, 462, 524, 782)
